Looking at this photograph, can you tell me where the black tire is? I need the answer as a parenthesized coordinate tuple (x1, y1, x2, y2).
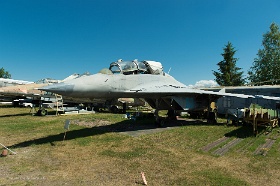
(110, 106, 119, 113)
(37, 109, 47, 116)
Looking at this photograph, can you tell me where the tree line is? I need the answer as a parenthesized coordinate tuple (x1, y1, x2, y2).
(213, 22, 280, 86)
(1, 22, 280, 86)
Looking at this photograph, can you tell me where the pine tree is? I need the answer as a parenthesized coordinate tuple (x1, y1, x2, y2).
(248, 22, 280, 85)
(213, 42, 245, 86)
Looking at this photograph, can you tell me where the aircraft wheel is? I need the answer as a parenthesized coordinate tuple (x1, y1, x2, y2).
(155, 118, 165, 128)
(37, 109, 47, 116)
(110, 105, 119, 113)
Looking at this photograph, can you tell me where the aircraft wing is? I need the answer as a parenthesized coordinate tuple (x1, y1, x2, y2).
(122, 84, 280, 111)
(253, 95, 280, 100)
(126, 84, 255, 99)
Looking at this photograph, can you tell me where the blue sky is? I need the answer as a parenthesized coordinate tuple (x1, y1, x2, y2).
(0, 0, 280, 86)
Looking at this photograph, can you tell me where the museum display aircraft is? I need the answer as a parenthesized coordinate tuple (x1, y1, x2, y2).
(0, 78, 34, 88)
(0, 75, 80, 99)
(39, 59, 280, 122)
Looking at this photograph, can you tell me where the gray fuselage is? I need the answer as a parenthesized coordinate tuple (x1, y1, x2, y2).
(42, 72, 186, 99)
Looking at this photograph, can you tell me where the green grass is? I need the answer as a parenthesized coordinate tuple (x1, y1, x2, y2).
(193, 169, 250, 185)
(1, 107, 280, 185)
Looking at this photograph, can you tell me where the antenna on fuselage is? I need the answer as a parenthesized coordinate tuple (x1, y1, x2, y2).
(168, 67, 172, 74)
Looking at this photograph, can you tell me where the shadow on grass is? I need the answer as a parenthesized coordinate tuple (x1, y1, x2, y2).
(8, 118, 256, 149)
(9, 127, 103, 148)
(224, 124, 268, 138)
(0, 113, 33, 117)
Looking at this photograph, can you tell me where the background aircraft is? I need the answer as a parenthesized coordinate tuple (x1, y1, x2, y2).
(0, 75, 80, 99)
(0, 74, 81, 107)
(0, 78, 34, 87)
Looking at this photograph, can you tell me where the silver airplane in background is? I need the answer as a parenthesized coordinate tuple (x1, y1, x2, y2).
(39, 59, 277, 123)
(0, 78, 34, 87)
(0, 74, 81, 99)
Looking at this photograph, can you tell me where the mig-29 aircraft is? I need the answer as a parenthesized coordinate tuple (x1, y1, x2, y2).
(39, 59, 280, 123)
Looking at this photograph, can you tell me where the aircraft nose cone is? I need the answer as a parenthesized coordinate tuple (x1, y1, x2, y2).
(39, 83, 74, 95)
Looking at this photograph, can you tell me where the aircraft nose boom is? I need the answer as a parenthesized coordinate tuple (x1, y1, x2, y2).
(39, 83, 75, 95)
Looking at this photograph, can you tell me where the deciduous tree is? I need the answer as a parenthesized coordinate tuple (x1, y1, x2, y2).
(248, 22, 280, 85)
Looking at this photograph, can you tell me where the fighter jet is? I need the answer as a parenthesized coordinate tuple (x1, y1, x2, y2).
(40, 59, 272, 123)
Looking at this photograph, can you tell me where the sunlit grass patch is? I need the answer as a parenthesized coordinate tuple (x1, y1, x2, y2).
(193, 169, 250, 185)
(74, 132, 128, 146)
(101, 147, 148, 159)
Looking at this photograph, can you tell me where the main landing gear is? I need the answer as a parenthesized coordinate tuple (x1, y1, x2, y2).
(154, 109, 178, 127)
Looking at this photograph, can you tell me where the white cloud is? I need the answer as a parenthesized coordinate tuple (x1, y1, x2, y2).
(187, 80, 218, 88)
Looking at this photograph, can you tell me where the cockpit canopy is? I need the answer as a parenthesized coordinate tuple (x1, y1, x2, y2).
(108, 59, 163, 75)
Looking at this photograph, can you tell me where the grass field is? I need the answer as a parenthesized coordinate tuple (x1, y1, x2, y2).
(1, 107, 280, 185)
